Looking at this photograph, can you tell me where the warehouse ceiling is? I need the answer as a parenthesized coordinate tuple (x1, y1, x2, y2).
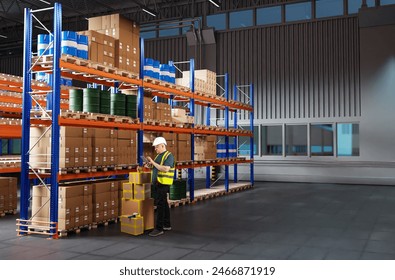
(0, 0, 299, 55)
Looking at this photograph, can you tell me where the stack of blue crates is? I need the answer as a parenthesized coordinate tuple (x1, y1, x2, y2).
(144, 58, 175, 84)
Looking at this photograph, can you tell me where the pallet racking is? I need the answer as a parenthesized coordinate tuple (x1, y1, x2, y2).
(18, 2, 254, 238)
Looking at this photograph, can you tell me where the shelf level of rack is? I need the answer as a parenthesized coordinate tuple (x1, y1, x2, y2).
(0, 78, 71, 97)
(176, 158, 253, 169)
(0, 124, 22, 138)
(0, 167, 20, 174)
(33, 56, 252, 112)
(30, 116, 252, 137)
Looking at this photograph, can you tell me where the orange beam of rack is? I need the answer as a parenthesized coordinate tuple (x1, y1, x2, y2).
(59, 61, 143, 87)
(192, 128, 253, 137)
(176, 159, 254, 169)
(0, 167, 21, 174)
(142, 124, 193, 134)
(59, 117, 141, 130)
(0, 79, 69, 96)
(0, 106, 22, 113)
(0, 124, 22, 138)
(58, 168, 136, 181)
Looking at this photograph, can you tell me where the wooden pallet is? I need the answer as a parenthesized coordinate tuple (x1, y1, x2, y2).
(91, 218, 118, 229)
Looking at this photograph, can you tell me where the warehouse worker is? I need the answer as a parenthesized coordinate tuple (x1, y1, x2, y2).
(146, 136, 175, 237)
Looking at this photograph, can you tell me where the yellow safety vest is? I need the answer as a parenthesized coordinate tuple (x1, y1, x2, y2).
(154, 150, 175, 185)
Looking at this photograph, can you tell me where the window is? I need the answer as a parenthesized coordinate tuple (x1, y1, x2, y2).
(337, 123, 359, 156)
(159, 22, 180, 37)
(256, 6, 282, 25)
(238, 125, 259, 156)
(285, 125, 307, 156)
(262, 125, 282, 155)
(316, 0, 343, 18)
(311, 124, 334, 156)
(140, 31, 156, 39)
(285, 1, 312, 22)
(381, 0, 395, 6)
(182, 18, 201, 34)
(348, 0, 375, 14)
(207, 13, 226, 31)
(229, 9, 253, 29)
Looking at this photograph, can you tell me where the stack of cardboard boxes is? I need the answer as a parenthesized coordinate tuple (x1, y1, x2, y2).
(194, 135, 217, 160)
(120, 172, 154, 235)
(78, 30, 116, 67)
(0, 177, 17, 214)
(171, 108, 194, 124)
(176, 134, 191, 161)
(176, 69, 217, 96)
(30, 127, 93, 169)
(92, 181, 118, 223)
(88, 14, 140, 74)
(143, 97, 154, 120)
(154, 102, 172, 123)
(30, 126, 137, 170)
(32, 183, 93, 231)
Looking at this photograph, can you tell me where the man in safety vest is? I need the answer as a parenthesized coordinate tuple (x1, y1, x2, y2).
(146, 137, 175, 237)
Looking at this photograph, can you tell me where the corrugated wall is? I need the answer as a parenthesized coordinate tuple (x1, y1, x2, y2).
(144, 17, 361, 123)
(217, 17, 361, 122)
(0, 56, 23, 76)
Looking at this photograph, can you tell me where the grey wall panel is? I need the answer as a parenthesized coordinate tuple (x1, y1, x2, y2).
(145, 37, 188, 71)
(216, 17, 361, 122)
(0, 56, 23, 76)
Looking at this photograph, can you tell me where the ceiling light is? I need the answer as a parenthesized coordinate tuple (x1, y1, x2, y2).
(209, 0, 220, 8)
(38, 0, 51, 5)
(142, 7, 157, 17)
(0, 35, 8, 38)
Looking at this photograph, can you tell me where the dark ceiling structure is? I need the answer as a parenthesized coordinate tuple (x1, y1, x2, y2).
(0, 0, 296, 55)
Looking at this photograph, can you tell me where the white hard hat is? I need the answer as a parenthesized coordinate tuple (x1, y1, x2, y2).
(152, 136, 167, 146)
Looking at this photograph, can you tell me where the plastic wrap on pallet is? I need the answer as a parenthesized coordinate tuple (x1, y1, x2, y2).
(61, 31, 78, 57)
(77, 34, 88, 59)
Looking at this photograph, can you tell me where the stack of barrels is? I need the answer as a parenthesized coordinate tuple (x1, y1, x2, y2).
(69, 88, 137, 117)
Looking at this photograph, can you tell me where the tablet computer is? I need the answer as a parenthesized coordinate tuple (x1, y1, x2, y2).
(140, 155, 149, 163)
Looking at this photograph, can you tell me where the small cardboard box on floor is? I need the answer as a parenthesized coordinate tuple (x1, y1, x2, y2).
(120, 215, 144, 236)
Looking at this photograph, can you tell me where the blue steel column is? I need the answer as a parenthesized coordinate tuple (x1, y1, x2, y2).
(49, 2, 62, 236)
(8, 139, 13, 155)
(188, 59, 195, 201)
(205, 104, 211, 188)
(250, 84, 254, 186)
(137, 37, 144, 166)
(20, 7, 33, 224)
(233, 84, 238, 183)
(224, 73, 229, 192)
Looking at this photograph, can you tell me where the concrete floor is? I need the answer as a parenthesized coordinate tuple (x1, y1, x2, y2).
(1, 181, 395, 260)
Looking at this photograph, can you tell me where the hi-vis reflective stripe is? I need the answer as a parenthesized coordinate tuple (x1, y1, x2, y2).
(154, 151, 175, 185)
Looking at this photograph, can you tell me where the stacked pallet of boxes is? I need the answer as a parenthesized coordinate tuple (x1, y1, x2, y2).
(154, 102, 172, 123)
(0, 177, 17, 215)
(171, 108, 194, 125)
(92, 180, 118, 224)
(177, 133, 191, 162)
(30, 127, 93, 170)
(194, 135, 217, 160)
(88, 14, 140, 74)
(30, 126, 136, 170)
(31, 183, 93, 231)
(176, 69, 217, 96)
(78, 30, 116, 67)
(143, 97, 154, 120)
(120, 172, 154, 235)
(117, 130, 137, 166)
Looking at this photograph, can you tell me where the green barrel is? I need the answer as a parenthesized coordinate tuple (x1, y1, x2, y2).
(110, 92, 126, 116)
(83, 88, 100, 113)
(169, 180, 187, 200)
(126, 94, 137, 118)
(100, 90, 111, 114)
(69, 89, 83, 111)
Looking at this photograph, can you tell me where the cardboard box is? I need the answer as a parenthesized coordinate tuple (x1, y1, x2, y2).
(121, 198, 154, 230)
(134, 183, 151, 200)
(120, 215, 144, 236)
(129, 172, 151, 184)
(122, 183, 133, 200)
